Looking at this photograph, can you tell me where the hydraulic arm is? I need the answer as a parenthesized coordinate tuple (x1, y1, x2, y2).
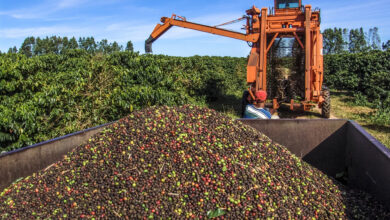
(145, 13, 260, 53)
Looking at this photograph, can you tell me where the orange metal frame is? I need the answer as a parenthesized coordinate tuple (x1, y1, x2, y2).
(146, 0, 324, 111)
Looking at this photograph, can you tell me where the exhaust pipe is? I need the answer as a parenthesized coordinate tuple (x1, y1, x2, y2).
(145, 36, 155, 53)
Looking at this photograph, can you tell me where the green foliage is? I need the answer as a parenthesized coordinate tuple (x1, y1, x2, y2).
(20, 36, 35, 57)
(324, 50, 390, 96)
(324, 50, 390, 126)
(126, 41, 134, 52)
(2, 32, 389, 151)
(7, 47, 18, 54)
(323, 28, 348, 55)
(349, 28, 368, 53)
(9, 36, 131, 56)
(323, 27, 382, 54)
(207, 208, 226, 218)
(369, 107, 390, 127)
(383, 40, 390, 51)
(368, 27, 381, 50)
(0, 51, 246, 151)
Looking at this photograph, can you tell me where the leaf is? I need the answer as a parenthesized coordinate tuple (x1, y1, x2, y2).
(335, 172, 345, 179)
(207, 208, 226, 219)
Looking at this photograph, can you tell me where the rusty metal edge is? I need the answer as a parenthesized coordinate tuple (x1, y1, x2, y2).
(0, 122, 115, 159)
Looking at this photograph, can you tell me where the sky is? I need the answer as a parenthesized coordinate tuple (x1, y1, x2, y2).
(0, 0, 389, 57)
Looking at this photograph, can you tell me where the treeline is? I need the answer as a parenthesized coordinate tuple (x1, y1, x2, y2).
(268, 27, 388, 58)
(4, 27, 389, 57)
(323, 27, 389, 54)
(4, 36, 134, 57)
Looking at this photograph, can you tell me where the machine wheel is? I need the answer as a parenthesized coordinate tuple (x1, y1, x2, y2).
(241, 91, 250, 117)
(321, 89, 331, 118)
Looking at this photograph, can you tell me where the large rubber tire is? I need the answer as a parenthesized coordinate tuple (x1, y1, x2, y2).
(241, 91, 250, 118)
(321, 89, 331, 118)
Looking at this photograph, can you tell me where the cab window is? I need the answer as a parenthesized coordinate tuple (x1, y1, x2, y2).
(276, 0, 300, 9)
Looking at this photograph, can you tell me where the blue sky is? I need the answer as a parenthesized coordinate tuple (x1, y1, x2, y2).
(0, 0, 389, 57)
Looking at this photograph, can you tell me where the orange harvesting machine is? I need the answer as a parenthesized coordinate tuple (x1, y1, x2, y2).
(145, 0, 330, 118)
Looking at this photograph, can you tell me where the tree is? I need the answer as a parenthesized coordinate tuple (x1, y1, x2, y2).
(34, 37, 44, 55)
(382, 40, 390, 50)
(111, 41, 122, 53)
(10, 36, 132, 55)
(19, 36, 35, 57)
(126, 41, 134, 52)
(323, 28, 346, 54)
(61, 37, 69, 54)
(7, 46, 18, 54)
(97, 39, 109, 53)
(41, 36, 62, 54)
(51, 36, 63, 54)
(68, 37, 79, 49)
(97, 39, 123, 54)
(342, 28, 349, 51)
(349, 28, 368, 53)
(79, 37, 97, 53)
(368, 27, 381, 50)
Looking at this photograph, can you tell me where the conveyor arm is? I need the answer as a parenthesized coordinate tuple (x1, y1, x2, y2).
(145, 16, 260, 53)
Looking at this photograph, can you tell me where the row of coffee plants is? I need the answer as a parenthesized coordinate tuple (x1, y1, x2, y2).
(1, 48, 389, 151)
(0, 50, 247, 151)
(324, 50, 390, 104)
(324, 49, 390, 126)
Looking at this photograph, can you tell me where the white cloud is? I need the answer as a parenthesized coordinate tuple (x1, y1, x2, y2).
(0, 26, 92, 38)
(0, 0, 109, 19)
(0, 8, 49, 19)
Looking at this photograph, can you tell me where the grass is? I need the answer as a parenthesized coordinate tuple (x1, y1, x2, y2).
(330, 91, 390, 149)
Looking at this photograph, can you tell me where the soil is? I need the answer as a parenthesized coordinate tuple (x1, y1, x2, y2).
(0, 105, 389, 219)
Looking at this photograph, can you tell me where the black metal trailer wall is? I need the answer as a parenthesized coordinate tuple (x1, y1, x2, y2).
(0, 119, 389, 208)
(0, 123, 112, 190)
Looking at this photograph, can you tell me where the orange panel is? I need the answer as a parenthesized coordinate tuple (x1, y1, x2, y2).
(247, 66, 257, 83)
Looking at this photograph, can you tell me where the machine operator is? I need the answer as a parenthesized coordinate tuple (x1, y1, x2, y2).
(243, 90, 279, 119)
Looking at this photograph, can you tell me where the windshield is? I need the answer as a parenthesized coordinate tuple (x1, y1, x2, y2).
(276, 0, 300, 9)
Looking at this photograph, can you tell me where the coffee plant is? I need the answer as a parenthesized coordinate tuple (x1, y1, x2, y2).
(0, 51, 246, 151)
(1, 48, 389, 151)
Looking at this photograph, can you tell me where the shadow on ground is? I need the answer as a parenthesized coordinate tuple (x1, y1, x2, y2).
(207, 94, 242, 117)
(277, 104, 323, 119)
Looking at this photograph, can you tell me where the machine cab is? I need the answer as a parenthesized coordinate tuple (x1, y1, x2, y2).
(275, 0, 301, 10)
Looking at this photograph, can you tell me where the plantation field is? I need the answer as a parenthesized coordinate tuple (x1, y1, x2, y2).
(1, 50, 389, 152)
(0, 51, 247, 151)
